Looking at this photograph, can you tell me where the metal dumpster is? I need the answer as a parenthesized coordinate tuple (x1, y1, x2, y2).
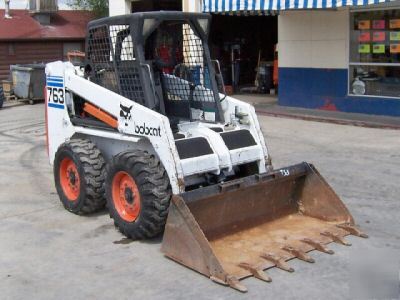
(11, 64, 46, 103)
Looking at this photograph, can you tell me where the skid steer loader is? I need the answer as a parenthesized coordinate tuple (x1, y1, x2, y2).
(45, 12, 367, 292)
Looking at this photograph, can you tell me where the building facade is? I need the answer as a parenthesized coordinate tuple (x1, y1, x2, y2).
(0, 9, 93, 81)
(109, 0, 400, 117)
(278, 2, 400, 117)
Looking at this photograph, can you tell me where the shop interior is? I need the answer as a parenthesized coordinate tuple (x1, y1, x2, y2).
(131, 0, 182, 13)
(350, 9, 400, 98)
(131, 2, 278, 95)
(209, 14, 278, 95)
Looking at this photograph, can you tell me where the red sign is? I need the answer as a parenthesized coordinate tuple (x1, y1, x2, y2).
(372, 31, 386, 42)
(359, 31, 371, 42)
(372, 20, 385, 29)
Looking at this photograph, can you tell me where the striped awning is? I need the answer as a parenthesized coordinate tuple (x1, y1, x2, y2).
(203, 0, 396, 13)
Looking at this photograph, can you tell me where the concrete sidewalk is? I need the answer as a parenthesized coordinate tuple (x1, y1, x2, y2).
(234, 94, 400, 130)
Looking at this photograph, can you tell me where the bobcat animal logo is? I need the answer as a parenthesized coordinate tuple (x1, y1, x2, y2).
(120, 104, 133, 126)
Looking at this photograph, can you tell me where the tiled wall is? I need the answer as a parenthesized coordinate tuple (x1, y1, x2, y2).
(278, 9, 349, 69)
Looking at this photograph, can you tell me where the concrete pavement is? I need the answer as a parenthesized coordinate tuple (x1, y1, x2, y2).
(0, 103, 399, 300)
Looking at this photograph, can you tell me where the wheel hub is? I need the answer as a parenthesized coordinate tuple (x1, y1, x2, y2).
(112, 171, 141, 222)
(68, 169, 77, 186)
(59, 157, 80, 201)
(124, 187, 134, 204)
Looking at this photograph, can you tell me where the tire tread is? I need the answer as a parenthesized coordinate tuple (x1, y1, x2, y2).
(55, 139, 106, 214)
(106, 150, 171, 239)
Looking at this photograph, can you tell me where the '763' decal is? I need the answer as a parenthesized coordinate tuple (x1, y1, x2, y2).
(47, 76, 65, 109)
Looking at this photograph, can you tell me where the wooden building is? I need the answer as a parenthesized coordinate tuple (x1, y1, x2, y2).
(0, 9, 93, 81)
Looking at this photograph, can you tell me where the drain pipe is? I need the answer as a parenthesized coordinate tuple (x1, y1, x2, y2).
(4, 0, 12, 19)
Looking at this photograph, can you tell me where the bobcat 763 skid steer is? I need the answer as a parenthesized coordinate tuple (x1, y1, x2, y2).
(45, 12, 367, 292)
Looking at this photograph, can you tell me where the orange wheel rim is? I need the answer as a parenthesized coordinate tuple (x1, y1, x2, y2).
(59, 157, 80, 201)
(112, 171, 141, 222)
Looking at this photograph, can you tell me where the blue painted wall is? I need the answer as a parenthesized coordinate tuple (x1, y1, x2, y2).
(278, 67, 400, 117)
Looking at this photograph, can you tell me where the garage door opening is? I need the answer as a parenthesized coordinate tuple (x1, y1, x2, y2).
(209, 14, 278, 98)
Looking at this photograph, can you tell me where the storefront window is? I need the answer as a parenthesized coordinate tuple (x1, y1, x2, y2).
(349, 9, 400, 98)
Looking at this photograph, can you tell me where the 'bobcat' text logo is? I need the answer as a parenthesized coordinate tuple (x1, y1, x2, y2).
(135, 123, 161, 137)
(120, 104, 133, 126)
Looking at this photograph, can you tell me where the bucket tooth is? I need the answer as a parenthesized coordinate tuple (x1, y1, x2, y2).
(238, 262, 272, 282)
(226, 275, 248, 293)
(282, 245, 315, 263)
(301, 238, 334, 254)
(336, 223, 368, 238)
(210, 276, 227, 286)
(261, 252, 294, 272)
(211, 275, 247, 292)
(321, 231, 352, 246)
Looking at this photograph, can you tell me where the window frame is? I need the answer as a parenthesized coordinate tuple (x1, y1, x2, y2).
(348, 5, 400, 99)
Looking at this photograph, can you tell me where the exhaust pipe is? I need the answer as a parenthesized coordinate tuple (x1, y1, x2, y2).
(4, 0, 12, 19)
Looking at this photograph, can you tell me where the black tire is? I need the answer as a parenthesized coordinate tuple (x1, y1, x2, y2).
(54, 139, 106, 214)
(105, 150, 171, 239)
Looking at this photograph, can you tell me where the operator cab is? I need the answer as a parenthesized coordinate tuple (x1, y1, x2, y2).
(144, 21, 219, 124)
(75, 12, 224, 130)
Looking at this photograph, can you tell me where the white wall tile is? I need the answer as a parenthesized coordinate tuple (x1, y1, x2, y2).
(109, 0, 131, 16)
(311, 40, 347, 68)
(311, 10, 348, 41)
(278, 9, 349, 69)
(279, 11, 312, 41)
(279, 40, 312, 68)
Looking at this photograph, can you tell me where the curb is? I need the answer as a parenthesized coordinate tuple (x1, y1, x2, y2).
(256, 109, 400, 130)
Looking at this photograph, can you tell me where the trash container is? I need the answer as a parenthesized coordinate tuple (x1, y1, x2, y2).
(10, 64, 46, 102)
(257, 63, 273, 93)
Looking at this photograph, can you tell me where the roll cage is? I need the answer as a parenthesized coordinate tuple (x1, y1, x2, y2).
(84, 11, 224, 123)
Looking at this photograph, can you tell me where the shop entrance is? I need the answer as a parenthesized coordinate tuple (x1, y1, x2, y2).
(131, 0, 182, 12)
(209, 14, 278, 95)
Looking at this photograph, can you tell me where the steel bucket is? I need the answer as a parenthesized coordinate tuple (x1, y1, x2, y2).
(161, 162, 367, 292)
